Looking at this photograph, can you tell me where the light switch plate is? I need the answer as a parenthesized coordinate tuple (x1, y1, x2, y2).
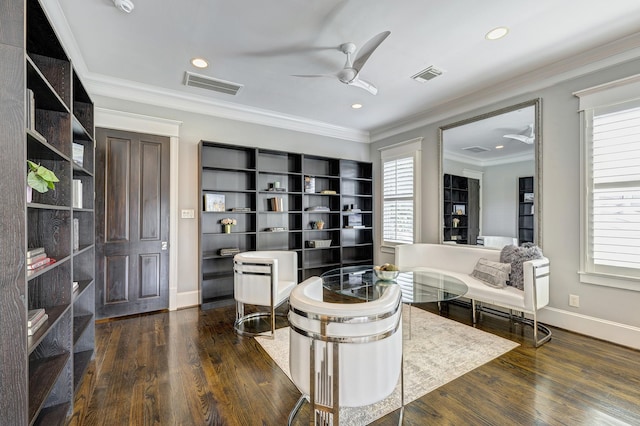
(181, 209, 195, 219)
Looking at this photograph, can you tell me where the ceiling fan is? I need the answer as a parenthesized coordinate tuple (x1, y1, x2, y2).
(503, 124, 535, 144)
(293, 31, 391, 95)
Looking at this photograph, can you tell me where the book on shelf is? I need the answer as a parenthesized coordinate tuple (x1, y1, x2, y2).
(306, 206, 330, 212)
(344, 225, 366, 229)
(27, 257, 54, 270)
(204, 193, 225, 212)
(231, 207, 251, 212)
(26, 89, 35, 131)
(72, 142, 84, 167)
(219, 247, 240, 256)
(320, 190, 337, 195)
(72, 179, 83, 209)
(269, 197, 284, 212)
(27, 308, 46, 327)
(265, 227, 288, 232)
(28, 313, 48, 336)
(304, 176, 315, 193)
(73, 281, 79, 293)
(73, 218, 80, 252)
(26, 252, 47, 265)
(27, 247, 45, 259)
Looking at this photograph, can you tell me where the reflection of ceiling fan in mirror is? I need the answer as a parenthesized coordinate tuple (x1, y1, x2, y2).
(504, 124, 535, 144)
(292, 31, 390, 95)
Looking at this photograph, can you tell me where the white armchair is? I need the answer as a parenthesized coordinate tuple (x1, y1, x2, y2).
(233, 250, 298, 338)
(288, 276, 403, 425)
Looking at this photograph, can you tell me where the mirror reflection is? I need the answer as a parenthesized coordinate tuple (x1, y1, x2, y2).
(440, 100, 540, 248)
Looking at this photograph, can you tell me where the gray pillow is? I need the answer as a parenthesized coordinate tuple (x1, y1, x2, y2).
(500, 244, 544, 290)
(471, 258, 511, 288)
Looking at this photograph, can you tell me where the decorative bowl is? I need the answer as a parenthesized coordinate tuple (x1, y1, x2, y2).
(374, 269, 399, 281)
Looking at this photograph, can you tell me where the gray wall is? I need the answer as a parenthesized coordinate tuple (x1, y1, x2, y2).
(372, 58, 640, 348)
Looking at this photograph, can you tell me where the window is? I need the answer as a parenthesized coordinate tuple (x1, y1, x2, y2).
(380, 138, 422, 245)
(576, 76, 640, 289)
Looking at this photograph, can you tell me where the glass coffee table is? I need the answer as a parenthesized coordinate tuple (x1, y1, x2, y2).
(320, 265, 468, 337)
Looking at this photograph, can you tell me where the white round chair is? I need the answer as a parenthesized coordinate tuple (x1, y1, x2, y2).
(233, 250, 297, 338)
(287, 276, 403, 425)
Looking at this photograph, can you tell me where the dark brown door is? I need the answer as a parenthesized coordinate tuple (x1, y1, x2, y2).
(95, 128, 170, 319)
(467, 178, 480, 245)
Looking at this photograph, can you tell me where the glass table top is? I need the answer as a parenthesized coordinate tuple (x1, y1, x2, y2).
(320, 265, 468, 304)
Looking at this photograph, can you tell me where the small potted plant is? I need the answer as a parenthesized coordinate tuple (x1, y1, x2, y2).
(27, 160, 59, 202)
(316, 219, 325, 230)
(221, 218, 237, 233)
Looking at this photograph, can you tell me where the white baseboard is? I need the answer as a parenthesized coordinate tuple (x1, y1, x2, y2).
(538, 307, 640, 350)
(176, 290, 200, 309)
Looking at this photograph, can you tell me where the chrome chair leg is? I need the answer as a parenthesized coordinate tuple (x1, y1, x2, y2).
(288, 395, 307, 426)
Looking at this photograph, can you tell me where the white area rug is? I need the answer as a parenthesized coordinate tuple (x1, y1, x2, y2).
(256, 305, 518, 425)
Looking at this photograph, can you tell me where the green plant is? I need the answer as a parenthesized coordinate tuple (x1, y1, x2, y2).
(27, 160, 59, 193)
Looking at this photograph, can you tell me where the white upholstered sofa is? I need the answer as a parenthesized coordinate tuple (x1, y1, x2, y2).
(395, 243, 551, 346)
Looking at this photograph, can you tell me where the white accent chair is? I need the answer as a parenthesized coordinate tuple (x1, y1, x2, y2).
(288, 276, 403, 425)
(233, 250, 297, 338)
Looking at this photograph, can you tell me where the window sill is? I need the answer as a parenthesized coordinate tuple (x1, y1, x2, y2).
(579, 271, 640, 292)
(380, 245, 396, 254)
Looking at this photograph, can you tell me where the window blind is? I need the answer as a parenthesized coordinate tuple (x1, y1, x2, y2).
(383, 156, 414, 244)
(590, 104, 640, 272)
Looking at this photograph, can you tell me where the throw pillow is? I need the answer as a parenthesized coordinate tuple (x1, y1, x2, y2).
(500, 244, 544, 290)
(470, 258, 511, 288)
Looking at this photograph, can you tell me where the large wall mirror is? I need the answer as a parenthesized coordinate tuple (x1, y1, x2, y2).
(439, 98, 542, 248)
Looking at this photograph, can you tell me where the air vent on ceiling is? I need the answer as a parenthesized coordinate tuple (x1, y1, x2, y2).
(411, 65, 443, 83)
(462, 146, 490, 153)
(183, 71, 243, 96)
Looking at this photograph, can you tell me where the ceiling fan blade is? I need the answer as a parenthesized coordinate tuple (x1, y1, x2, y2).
(503, 134, 534, 144)
(352, 31, 391, 73)
(291, 74, 335, 79)
(348, 77, 378, 95)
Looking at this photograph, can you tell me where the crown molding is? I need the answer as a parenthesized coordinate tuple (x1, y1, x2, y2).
(371, 32, 640, 142)
(445, 150, 533, 168)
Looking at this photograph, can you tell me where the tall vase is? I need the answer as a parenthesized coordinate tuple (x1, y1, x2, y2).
(224, 224, 231, 234)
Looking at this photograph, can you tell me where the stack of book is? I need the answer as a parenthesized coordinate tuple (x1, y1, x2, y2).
(72, 179, 83, 208)
(27, 247, 54, 271)
(219, 247, 240, 257)
(73, 281, 79, 294)
(27, 308, 48, 336)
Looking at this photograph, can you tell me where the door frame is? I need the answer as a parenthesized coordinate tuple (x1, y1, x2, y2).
(96, 108, 181, 310)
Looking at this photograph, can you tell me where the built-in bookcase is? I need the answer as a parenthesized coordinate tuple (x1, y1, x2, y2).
(199, 141, 374, 308)
(0, 0, 96, 423)
(518, 176, 535, 244)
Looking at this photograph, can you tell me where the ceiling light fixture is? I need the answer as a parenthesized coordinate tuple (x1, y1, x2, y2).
(351, 103, 363, 109)
(485, 27, 509, 40)
(495, 145, 504, 149)
(113, 0, 134, 13)
(191, 58, 208, 69)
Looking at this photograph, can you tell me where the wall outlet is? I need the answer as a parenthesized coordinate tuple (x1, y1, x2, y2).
(181, 209, 195, 219)
(569, 294, 580, 308)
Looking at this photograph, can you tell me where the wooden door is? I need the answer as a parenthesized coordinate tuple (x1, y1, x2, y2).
(95, 128, 170, 319)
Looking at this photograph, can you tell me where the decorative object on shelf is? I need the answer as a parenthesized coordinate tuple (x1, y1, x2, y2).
(304, 176, 315, 193)
(316, 220, 325, 230)
(73, 218, 80, 252)
(204, 193, 225, 212)
(453, 204, 465, 215)
(308, 239, 331, 248)
(269, 197, 284, 211)
(345, 213, 363, 228)
(221, 217, 237, 233)
(72, 179, 83, 209)
(344, 204, 361, 212)
(219, 247, 240, 256)
(265, 227, 288, 232)
(306, 206, 330, 211)
(72, 142, 84, 167)
(27, 160, 59, 193)
(452, 217, 460, 228)
(524, 192, 534, 202)
(320, 189, 337, 195)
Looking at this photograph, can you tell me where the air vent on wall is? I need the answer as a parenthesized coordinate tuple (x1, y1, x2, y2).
(411, 65, 443, 83)
(183, 71, 243, 96)
(462, 146, 490, 153)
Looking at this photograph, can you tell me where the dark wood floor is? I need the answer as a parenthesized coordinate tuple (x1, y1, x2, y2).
(69, 303, 640, 425)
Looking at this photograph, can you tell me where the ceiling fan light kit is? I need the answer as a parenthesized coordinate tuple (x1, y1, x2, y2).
(113, 0, 134, 13)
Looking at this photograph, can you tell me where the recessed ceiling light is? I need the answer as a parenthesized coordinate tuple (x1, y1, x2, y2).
(495, 145, 504, 149)
(191, 58, 208, 69)
(485, 27, 509, 41)
(351, 103, 363, 109)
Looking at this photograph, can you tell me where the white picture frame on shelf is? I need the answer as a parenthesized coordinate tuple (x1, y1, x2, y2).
(72, 142, 84, 167)
(204, 193, 225, 212)
(453, 204, 465, 215)
(524, 192, 534, 202)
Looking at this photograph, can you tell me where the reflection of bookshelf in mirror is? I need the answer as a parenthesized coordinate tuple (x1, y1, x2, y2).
(518, 176, 535, 244)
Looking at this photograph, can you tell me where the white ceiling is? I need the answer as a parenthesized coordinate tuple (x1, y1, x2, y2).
(48, 0, 640, 142)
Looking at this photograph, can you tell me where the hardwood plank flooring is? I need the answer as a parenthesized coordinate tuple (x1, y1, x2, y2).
(69, 303, 640, 425)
